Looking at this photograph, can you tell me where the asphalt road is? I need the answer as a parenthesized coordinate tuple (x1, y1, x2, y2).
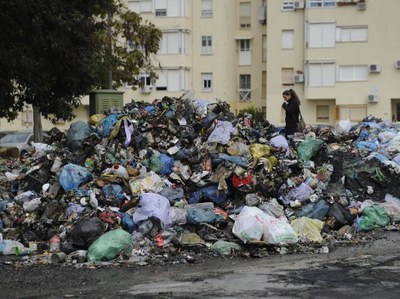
(1, 230, 400, 298)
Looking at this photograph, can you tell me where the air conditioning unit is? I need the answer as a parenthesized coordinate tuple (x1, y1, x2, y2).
(368, 94, 378, 103)
(293, 74, 304, 83)
(357, 2, 367, 10)
(141, 86, 153, 94)
(294, 1, 305, 9)
(369, 64, 381, 73)
(395, 60, 400, 69)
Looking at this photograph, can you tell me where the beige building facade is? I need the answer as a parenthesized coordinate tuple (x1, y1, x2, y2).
(123, 0, 267, 116)
(267, 0, 400, 127)
(2, 0, 399, 132)
(1, 0, 267, 132)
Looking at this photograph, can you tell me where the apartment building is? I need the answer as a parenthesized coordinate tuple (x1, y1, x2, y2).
(1, 0, 267, 132)
(267, 0, 400, 127)
(123, 0, 267, 116)
(3, 0, 397, 132)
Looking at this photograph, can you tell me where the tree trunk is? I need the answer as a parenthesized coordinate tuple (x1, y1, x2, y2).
(32, 105, 43, 143)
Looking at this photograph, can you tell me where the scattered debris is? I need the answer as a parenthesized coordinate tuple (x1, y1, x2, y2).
(1, 96, 400, 268)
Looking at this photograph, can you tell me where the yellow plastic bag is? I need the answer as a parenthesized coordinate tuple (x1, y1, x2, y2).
(88, 114, 106, 126)
(290, 217, 324, 243)
(249, 144, 271, 160)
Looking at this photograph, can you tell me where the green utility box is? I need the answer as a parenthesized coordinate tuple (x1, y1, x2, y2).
(89, 89, 124, 115)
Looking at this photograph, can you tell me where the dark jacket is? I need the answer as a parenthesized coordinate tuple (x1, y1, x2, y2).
(282, 98, 300, 136)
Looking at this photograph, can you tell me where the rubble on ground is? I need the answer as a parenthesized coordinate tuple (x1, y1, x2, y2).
(1, 94, 400, 268)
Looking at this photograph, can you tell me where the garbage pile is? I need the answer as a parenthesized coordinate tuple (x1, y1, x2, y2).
(1, 94, 400, 267)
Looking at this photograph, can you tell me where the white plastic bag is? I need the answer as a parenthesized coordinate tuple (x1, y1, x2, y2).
(263, 215, 298, 244)
(335, 119, 352, 135)
(207, 121, 234, 145)
(232, 206, 269, 243)
(0, 240, 28, 255)
(132, 193, 170, 226)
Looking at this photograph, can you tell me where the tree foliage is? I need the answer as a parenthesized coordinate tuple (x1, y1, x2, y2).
(0, 0, 162, 127)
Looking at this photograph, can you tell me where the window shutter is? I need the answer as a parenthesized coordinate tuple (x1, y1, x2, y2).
(282, 30, 294, 49)
(322, 63, 335, 86)
(322, 23, 335, 47)
(351, 28, 368, 41)
(168, 33, 180, 53)
(168, 70, 180, 91)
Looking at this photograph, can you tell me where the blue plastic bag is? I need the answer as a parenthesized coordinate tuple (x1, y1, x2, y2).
(189, 185, 227, 205)
(120, 212, 136, 233)
(100, 114, 119, 138)
(159, 153, 174, 175)
(102, 184, 125, 205)
(59, 164, 93, 192)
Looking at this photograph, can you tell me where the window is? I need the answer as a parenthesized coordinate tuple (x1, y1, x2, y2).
(262, 35, 267, 62)
(201, 73, 212, 91)
(309, 0, 336, 8)
(239, 39, 251, 65)
(316, 105, 330, 122)
(201, 36, 212, 55)
(127, 0, 152, 13)
(155, 0, 167, 16)
(159, 31, 188, 54)
(156, 69, 188, 91)
(282, 1, 294, 11)
(240, 39, 250, 52)
(239, 74, 251, 101)
(338, 105, 367, 122)
(201, 0, 213, 17)
(139, 74, 152, 87)
(282, 30, 294, 49)
(240, 2, 251, 29)
(338, 65, 368, 81)
(281, 68, 294, 86)
(154, 0, 187, 17)
(337, 26, 368, 42)
(307, 22, 335, 48)
(307, 62, 335, 86)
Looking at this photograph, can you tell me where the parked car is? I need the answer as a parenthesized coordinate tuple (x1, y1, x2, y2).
(0, 131, 15, 140)
(0, 131, 48, 157)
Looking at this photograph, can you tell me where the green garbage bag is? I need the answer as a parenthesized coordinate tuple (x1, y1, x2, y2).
(297, 138, 324, 161)
(359, 205, 390, 231)
(210, 240, 242, 256)
(87, 229, 132, 262)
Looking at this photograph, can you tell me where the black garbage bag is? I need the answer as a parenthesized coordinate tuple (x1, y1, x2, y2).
(132, 130, 147, 151)
(69, 217, 104, 249)
(327, 202, 355, 229)
(66, 121, 94, 152)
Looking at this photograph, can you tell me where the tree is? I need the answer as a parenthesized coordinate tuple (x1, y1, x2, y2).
(0, 1, 161, 141)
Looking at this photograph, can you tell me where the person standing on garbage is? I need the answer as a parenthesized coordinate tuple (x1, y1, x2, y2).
(281, 89, 301, 138)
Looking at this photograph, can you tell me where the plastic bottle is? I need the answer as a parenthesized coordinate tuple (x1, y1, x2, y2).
(49, 235, 61, 253)
(138, 220, 154, 236)
(112, 164, 129, 179)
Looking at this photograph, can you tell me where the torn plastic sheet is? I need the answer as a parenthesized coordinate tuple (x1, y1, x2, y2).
(132, 192, 170, 226)
(207, 121, 234, 145)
